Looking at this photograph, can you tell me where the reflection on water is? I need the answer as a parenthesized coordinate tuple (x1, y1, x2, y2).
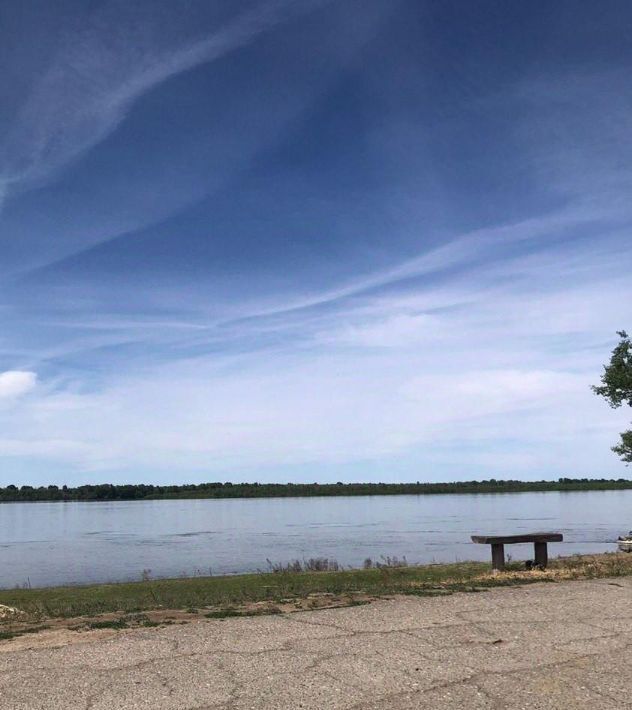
(0, 490, 626, 588)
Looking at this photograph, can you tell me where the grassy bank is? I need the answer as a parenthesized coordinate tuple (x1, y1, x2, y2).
(2, 553, 632, 630)
(0, 561, 488, 620)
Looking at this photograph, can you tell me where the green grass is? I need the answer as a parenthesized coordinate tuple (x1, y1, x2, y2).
(1, 554, 631, 623)
(85, 613, 162, 630)
(204, 607, 282, 619)
(0, 561, 489, 619)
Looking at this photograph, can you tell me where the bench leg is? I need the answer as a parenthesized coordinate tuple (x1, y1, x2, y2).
(534, 542, 548, 569)
(491, 543, 505, 571)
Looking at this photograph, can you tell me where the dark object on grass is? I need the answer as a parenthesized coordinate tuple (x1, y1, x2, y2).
(524, 560, 544, 571)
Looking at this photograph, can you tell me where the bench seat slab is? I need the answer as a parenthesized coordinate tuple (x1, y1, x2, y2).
(471, 533, 563, 545)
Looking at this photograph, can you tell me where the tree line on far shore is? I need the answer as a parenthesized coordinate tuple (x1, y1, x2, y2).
(2, 478, 632, 502)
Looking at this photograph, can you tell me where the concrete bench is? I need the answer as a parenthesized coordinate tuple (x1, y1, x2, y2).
(471, 532, 563, 571)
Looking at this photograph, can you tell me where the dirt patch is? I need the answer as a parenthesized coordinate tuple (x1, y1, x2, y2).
(0, 591, 382, 650)
(0, 627, 117, 652)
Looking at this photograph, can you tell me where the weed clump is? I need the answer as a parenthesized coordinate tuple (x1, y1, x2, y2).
(266, 558, 341, 573)
(363, 556, 409, 569)
(205, 607, 282, 619)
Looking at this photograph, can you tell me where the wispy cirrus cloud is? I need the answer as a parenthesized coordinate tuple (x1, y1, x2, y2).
(195, 198, 626, 327)
(0, 0, 317, 209)
(1, 2, 631, 486)
(1, 226, 630, 482)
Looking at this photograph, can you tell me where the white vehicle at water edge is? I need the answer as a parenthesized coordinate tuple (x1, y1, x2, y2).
(617, 532, 632, 552)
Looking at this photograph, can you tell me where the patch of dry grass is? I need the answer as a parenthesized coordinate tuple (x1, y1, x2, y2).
(406, 553, 632, 593)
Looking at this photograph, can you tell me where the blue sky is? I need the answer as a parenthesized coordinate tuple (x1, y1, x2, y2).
(1, 0, 631, 485)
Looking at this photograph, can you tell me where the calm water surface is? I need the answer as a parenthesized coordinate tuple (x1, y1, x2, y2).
(0, 491, 627, 588)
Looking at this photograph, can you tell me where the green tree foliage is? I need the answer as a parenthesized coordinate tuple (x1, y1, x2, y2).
(1, 478, 632, 502)
(592, 330, 632, 463)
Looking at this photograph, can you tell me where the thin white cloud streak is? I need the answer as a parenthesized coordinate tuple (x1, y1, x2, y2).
(0, 0, 314, 207)
(7, 208, 630, 378)
(215, 200, 625, 325)
(0, 209, 600, 378)
(0, 206, 588, 369)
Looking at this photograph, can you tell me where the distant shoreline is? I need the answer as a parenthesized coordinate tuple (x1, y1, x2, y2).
(1, 478, 631, 502)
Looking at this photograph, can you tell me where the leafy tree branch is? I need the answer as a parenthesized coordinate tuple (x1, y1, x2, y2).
(593, 331, 632, 463)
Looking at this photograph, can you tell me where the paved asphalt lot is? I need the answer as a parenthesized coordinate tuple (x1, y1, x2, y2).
(1, 578, 631, 709)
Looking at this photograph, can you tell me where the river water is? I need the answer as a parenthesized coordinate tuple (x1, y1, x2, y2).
(0, 491, 627, 588)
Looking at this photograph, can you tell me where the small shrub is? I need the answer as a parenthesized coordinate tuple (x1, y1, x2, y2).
(266, 559, 300, 573)
(205, 608, 241, 619)
(205, 607, 281, 619)
(266, 557, 341, 573)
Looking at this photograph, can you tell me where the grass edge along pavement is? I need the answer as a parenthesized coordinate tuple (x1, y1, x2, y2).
(2, 553, 632, 641)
